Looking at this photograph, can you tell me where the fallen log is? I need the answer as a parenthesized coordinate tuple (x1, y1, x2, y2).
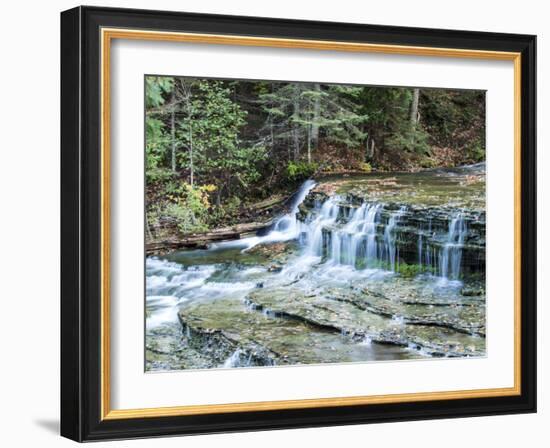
(146, 220, 272, 255)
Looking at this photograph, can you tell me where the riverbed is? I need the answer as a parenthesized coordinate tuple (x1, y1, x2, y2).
(146, 164, 486, 371)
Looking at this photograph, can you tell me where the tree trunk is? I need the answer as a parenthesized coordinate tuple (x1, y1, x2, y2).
(188, 103, 194, 187)
(180, 79, 194, 187)
(170, 91, 176, 173)
(145, 221, 275, 254)
(293, 86, 300, 160)
(366, 136, 375, 161)
(312, 83, 321, 149)
(410, 88, 420, 128)
(145, 213, 154, 242)
(216, 185, 222, 207)
(307, 124, 311, 163)
(269, 115, 274, 149)
(269, 83, 275, 150)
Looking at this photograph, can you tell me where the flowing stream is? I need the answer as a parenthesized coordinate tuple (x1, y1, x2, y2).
(146, 165, 486, 371)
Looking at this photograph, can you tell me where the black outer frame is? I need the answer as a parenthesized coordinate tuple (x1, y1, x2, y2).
(60, 5, 537, 442)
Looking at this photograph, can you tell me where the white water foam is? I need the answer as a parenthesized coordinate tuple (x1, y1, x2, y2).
(209, 179, 316, 252)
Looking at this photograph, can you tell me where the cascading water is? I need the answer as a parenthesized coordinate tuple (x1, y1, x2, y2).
(326, 203, 382, 267)
(418, 231, 423, 265)
(222, 349, 253, 368)
(305, 196, 340, 256)
(210, 179, 316, 252)
(297, 194, 470, 281)
(383, 207, 406, 271)
(362, 205, 382, 265)
(438, 213, 467, 280)
(301, 200, 413, 272)
(146, 181, 318, 337)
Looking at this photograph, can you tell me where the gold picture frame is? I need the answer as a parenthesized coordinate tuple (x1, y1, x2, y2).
(61, 6, 536, 441)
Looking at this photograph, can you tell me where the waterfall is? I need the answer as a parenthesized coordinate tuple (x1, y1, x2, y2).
(222, 349, 253, 368)
(305, 196, 340, 256)
(418, 231, 423, 265)
(208, 181, 470, 281)
(288, 179, 317, 213)
(343, 203, 382, 268)
(333, 204, 365, 265)
(210, 179, 316, 252)
(362, 204, 382, 266)
(383, 207, 406, 271)
(272, 179, 316, 233)
(302, 201, 383, 269)
(296, 194, 471, 281)
(438, 213, 467, 280)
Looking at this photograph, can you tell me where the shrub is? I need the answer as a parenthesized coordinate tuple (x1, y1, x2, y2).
(286, 161, 319, 182)
(355, 259, 433, 277)
(209, 196, 242, 227)
(161, 182, 216, 234)
(419, 157, 438, 169)
(396, 263, 433, 278)
(359, 162, 372, 173)
(468, 142, 485, 163)
(164, 202, 208, 234)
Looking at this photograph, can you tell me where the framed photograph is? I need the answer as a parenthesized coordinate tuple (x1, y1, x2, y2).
(61, 6, 536, 441)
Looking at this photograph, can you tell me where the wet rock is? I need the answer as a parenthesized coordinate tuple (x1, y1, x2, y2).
(246, 283, 485, 357)
(177, 296, 419, 368)
(461, 286, 484, 296)
(146, 323, 215, 371)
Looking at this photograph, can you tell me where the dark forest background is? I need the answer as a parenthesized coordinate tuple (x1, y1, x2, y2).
(145, 76, 485, 242)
